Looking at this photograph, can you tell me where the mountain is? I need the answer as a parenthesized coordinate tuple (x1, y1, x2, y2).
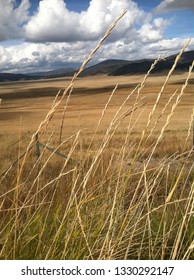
(0, 73, 35, 82)
(167, 50, 194, 64)
(109, 50, 194, 76)
(80, 59, 130, 76)
(0, 67, 77, 82)
(28, 67, 76, 78)
(0, 50, 193, 82)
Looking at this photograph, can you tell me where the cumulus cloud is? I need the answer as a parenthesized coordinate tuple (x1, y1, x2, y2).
(0, 42, 90, 72)
(0, 0, 193, 73)
(0, 0, 30, 41)
(154, 0, 194, 13)
(138, 18, 171, 43)
(24, 0, 144, 42)
(1, 37, 194, 73)
(142, 38, 194, 57)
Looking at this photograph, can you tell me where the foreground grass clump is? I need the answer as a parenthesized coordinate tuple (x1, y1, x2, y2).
(0, 130, 193, 260)
(0, 13, 194, 259)
(0, 81, 193, 260)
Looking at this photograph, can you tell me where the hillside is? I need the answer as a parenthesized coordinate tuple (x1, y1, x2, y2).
(0, 67, 76, 82)
(0, 50, 193, 82)
(0, 73, 35, 82)
(109, 50, 194, 76)
(29, 68, 75, 78)
(80, 59, 130, 76)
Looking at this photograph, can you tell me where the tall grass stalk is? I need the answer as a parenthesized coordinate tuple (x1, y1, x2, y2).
(0, 13, 193, 260)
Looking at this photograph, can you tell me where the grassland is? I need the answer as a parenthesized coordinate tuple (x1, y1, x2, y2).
(0, 62, 194, 259)
(0, 73, 193, 133)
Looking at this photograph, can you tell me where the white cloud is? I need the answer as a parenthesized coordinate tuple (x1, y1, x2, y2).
(138, 18, 170, 43)
(0, 46, 11, 67)
(154, 0, 194, 13)
(0, 0, 30, 41)
(142, 38, 194, 57)
(0, 42, 91, 72)
(1, 37, 194, 73)
(25, 0, 144, 42)
(0, 0, 193, 73)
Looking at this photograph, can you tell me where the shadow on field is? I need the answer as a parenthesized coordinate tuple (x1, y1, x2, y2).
(0, 83, 138, 100)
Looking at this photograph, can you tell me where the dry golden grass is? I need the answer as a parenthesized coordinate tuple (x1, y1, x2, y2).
(0, 72, 193, 183)
(0, 13, 193, 260)
(0, 69, 193, 260)
(0, 73, 193, 136)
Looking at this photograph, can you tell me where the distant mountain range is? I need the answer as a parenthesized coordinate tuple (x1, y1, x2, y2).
(79, 59, 130, 76)
(29, 67, 75, 78)
(0, 50, 194, 82)
(0, 73, 35, 82)
(109, 51, 194, 76)
(0, 68, 75, 82)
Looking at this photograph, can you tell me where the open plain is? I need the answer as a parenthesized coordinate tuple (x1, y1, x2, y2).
(0, 72, 194, 260)
(1, 72, 194, 177)
(0, 73, 193, 135)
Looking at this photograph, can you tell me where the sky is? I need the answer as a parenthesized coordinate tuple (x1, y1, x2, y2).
(0, 0, 194, 73)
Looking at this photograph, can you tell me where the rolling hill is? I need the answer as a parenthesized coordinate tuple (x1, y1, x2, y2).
(0, 73, 35, 82)
(29, 67, 75, 78)
(109, 50, 194, 76)
(0, 50, 193, 82)
(80, 59, 130, 76)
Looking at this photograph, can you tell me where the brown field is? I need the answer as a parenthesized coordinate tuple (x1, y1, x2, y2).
(0, 73, 193, 136)
(0, 71, 194, 260)
(1, 73, 193, 174)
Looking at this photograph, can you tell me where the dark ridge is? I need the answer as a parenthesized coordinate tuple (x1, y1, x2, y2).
(109, 50, 194, 76)
(0, 73, 36, 82)
(0, 50, 193, 81)
(80, 59, 130, 76)
(28, 68, 76, 78)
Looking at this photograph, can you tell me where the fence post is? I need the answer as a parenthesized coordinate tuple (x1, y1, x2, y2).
(35, 133, 41, 161)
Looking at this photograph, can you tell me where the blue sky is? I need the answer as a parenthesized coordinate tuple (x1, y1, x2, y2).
(0, 0, 194, 73)
(24, 0, 194, 38)
(25, 0, 91, 13)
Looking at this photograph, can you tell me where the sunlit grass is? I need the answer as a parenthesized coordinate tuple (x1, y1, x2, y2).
(0, 13, 193, 260)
